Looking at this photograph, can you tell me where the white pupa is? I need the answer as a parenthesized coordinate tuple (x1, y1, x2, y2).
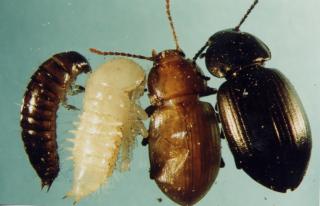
(66, 58, 148, 203)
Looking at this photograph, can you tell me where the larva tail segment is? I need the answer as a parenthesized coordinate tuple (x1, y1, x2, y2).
(41, 181, 53, 192)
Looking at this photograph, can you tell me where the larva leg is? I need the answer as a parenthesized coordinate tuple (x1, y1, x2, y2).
(68, 85, 85, 96)
(62, 85, 82, 111)
(61, 100, 80, 111)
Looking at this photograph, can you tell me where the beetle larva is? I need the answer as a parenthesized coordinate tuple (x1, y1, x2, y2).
(20, 51, 91, 189)
(65, 58, 147, 203)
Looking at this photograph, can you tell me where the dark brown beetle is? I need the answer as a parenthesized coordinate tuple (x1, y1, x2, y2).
(90, 0, 221, 205)
(20, 51, 91, 189)
(193, 0, 312, 192)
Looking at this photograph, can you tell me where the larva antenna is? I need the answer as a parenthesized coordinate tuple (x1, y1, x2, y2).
(235, 0, 259, 31)
(165, 0, 181, 51)
(90, 48, 154, 61)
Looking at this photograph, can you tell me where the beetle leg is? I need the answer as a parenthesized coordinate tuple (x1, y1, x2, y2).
(149, 167, 155, 179)
(220, 157, 225, 168)
(145, 105, 156, 117)
(207, 87, 218, 95)
(200, 87, 217, 97)
(199, 53, 206, 59)
(215, 103, 221, 123)
(141, 136, 149, 146)
(149, 162, 161, 180)
(220, 131, 225, 139)
(201, 75, 211, 81)
(68, 84, 85, 96)
(234, 159, 243, 169)
(215, 102, 218, 111)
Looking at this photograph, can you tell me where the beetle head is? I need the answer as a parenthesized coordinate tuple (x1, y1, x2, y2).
(147, 49, 208, 105)
(153, 49, 185, 64)
(204, 29, 271, 79)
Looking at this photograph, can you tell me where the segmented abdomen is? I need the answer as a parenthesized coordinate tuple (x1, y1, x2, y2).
(67, 107, 123, 202)
(20, 51, 91, 188)
(66, 58, 147, 203)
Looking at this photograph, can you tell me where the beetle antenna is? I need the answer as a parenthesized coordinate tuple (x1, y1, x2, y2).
(165, 0, 181, 51)
(90, 48, 154, 61)
(235, 0, 259, 31)
(192, 41, 209, 62)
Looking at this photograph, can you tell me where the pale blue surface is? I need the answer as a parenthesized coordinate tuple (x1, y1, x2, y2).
(0, 0, 319, 206)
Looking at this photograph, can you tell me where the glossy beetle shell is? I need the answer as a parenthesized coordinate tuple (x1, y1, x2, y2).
(147, 50, 221, 205)
(217, 66, 311, 192)
(205, 29, 271, 78)
(148, 50, 211, 105)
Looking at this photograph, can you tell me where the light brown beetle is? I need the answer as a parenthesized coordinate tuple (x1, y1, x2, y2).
(90, 0, 221, 205)
(146, 50, 221, 205)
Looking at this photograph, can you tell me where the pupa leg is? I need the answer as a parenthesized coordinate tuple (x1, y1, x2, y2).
(134, 104, 148, 120)
(135, 120, 149, 146)
(136, 120, 148, 138)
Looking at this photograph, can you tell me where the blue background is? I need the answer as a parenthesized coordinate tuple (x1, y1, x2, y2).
(0, 0, 319, 205)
